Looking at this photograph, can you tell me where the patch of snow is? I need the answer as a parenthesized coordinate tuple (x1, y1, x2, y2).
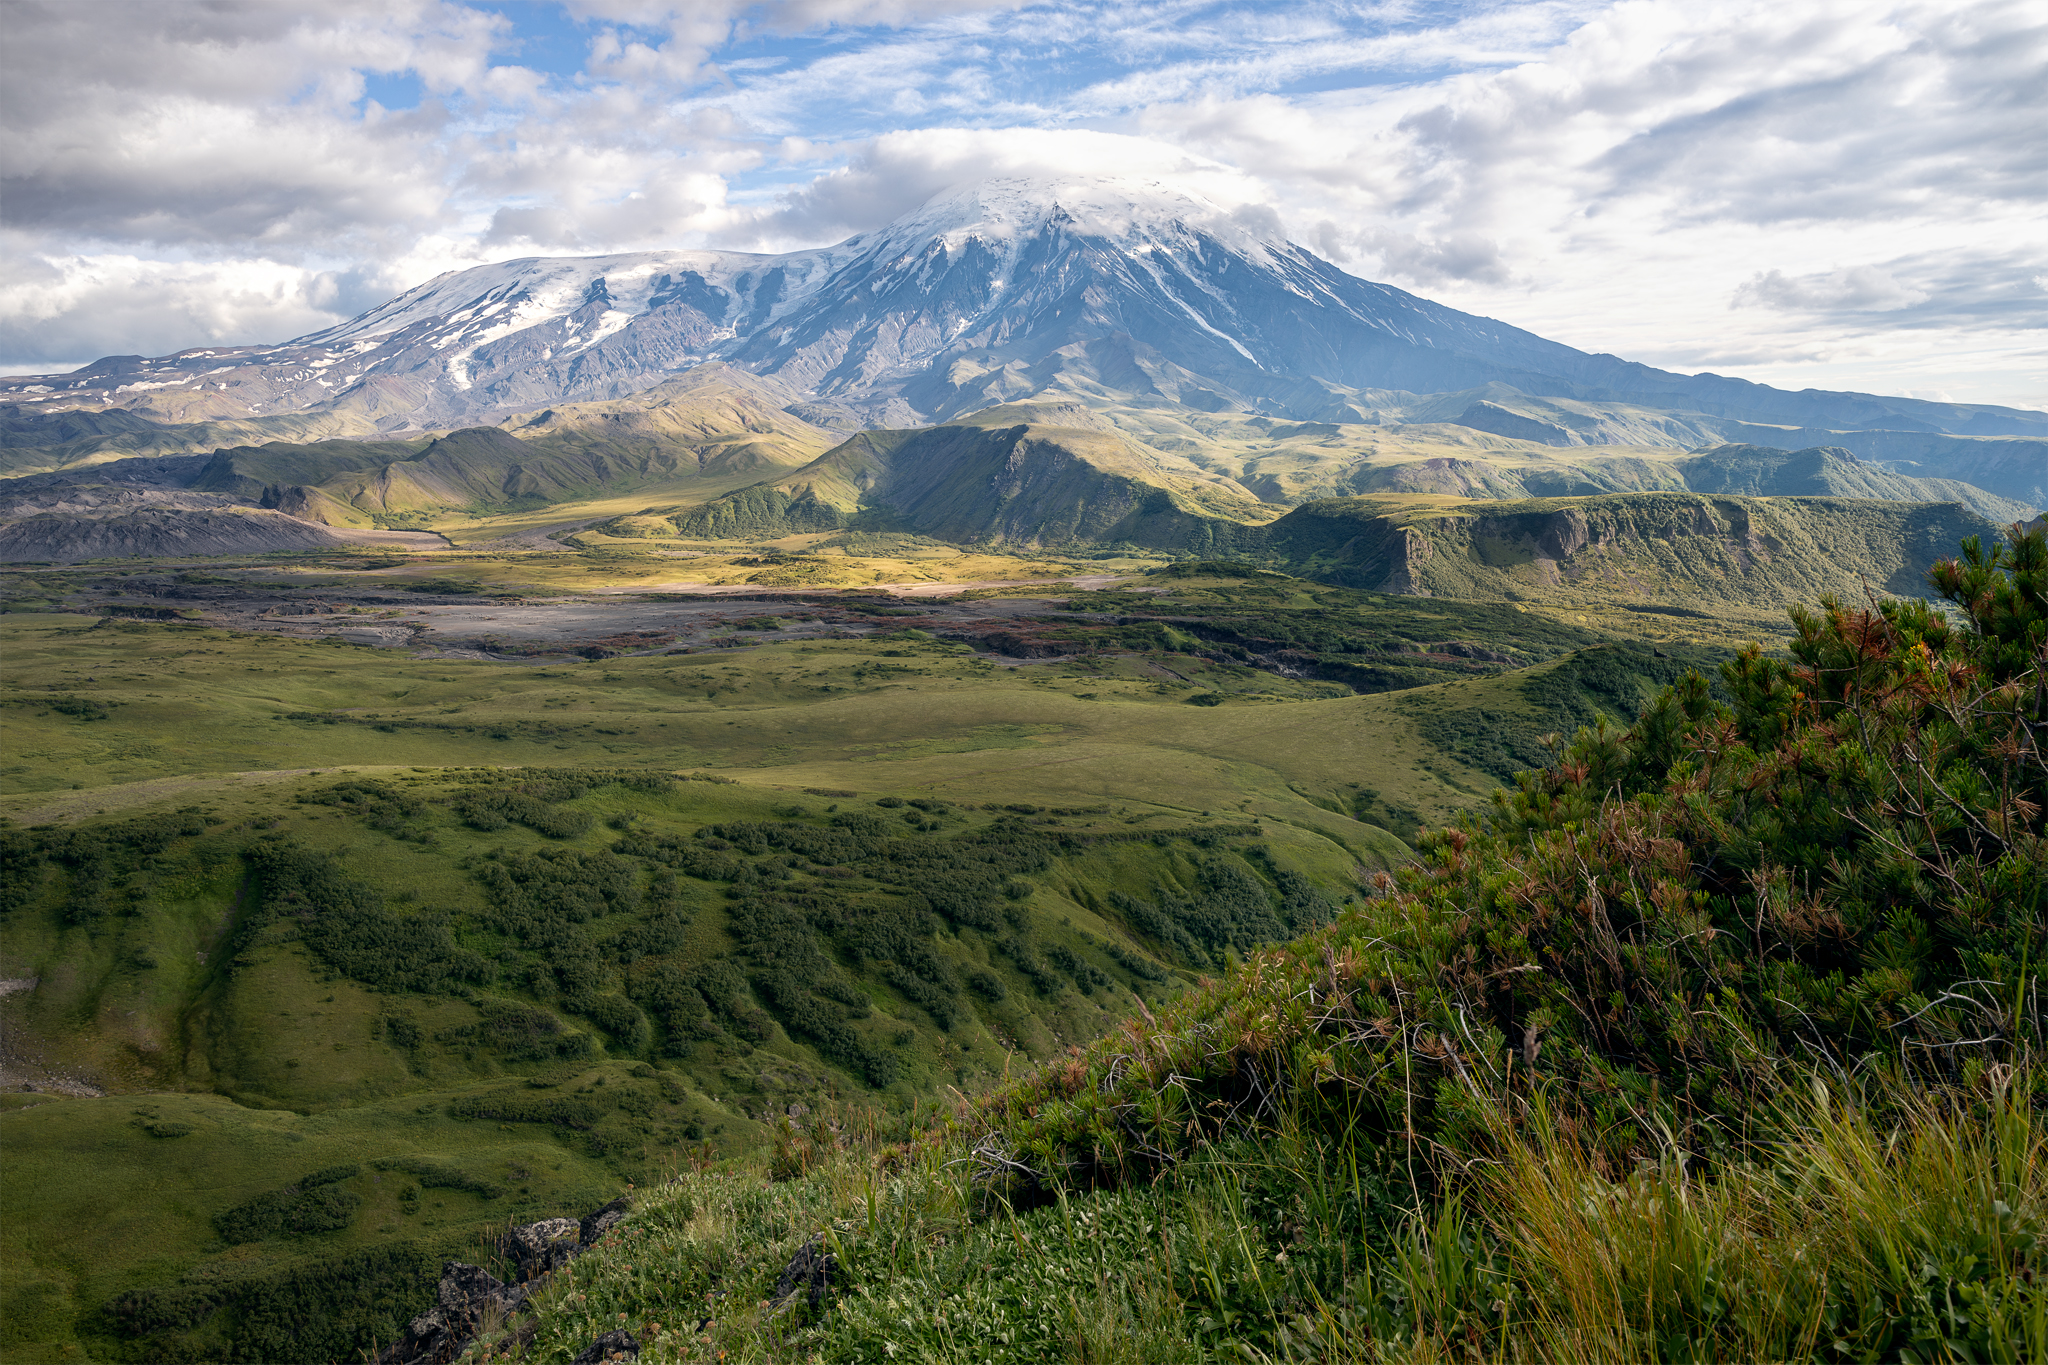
(567, 308, 634, 352)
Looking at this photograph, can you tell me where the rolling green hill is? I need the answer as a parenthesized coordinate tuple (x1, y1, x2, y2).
(178, 367, 842, 527)
(0, 752, 1373, 1362)
(1672, 443, 2035, 521)
(669, 402, 1276, 548)
(410, 524, 2048, 1365)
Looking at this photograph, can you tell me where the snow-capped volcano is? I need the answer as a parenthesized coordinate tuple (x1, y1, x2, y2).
(5, 174, 2039, 439)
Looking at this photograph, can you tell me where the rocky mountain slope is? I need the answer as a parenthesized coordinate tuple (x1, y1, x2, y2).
(5, 176, 2041, 445)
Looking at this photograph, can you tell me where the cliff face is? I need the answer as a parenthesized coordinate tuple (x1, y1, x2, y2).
(1257, 491, 2001, 607)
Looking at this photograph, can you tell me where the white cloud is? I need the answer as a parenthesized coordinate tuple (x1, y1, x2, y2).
(0, 250, 357, 368)
(0, 0, 2041, 409)
(718, 126, 1270, 248)
(1732, 266, 1930, 314)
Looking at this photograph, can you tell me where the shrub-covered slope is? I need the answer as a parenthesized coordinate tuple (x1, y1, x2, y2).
(480, 527, 2047, 1364)
(0, 768, 1369, 1362)
(1673, 443, 2036, 522)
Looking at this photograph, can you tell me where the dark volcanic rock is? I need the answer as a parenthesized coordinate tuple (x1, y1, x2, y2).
(579, 1196, 632, 1246)
(377, 1196, 635, 1365)
(376, 1262, 524, 1365)
(771, 1234, 836, 1310)
(502, 1216, 582, 1281)
(571, 1329, 642, 1364)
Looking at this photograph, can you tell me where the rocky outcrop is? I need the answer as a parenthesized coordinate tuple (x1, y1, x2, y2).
(771, 1235, 837, 1310)
(571, 1329, 642, 1364)
(376, 1262, 525, 1365)
(501, 1217, 582, 1281)
(376, 1196, 633, 1365)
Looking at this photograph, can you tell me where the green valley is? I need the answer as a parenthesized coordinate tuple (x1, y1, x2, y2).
(2, 156, 2042, 1365)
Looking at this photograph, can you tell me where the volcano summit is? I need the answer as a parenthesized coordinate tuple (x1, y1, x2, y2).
(8, 176, 2043, 443)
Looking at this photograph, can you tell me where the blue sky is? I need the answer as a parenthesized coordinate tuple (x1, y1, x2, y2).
(3, 0, 2043, 408)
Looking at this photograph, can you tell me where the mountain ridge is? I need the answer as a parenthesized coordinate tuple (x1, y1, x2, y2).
(5, 176, 2041, 444)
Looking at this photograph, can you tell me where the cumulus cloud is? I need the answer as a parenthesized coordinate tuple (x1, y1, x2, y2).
(720, 127, 1272, 248)
(0, 251, 363, 369)
(0, 0, 2041, 408)
(1733, 266, 1930, 313)
(1, 1, 497, 249)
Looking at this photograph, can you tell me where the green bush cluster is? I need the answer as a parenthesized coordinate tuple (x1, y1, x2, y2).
(45, 695, 115, 720)
(245, 839, 489, 994)
(1106, 853, 1326, 968)
(1412, 641, 1729, 781)
(212, 1175, 362, 1244)
(997, 934, 1065, 997)
(103, 1243, 437, 1364)
(445, 1089, 602, 1129)
(369, 1157, 503, 1199)
(456, 790, 595, 837)
(433, 997, 595, 1062)
(299, 779, 432, 840)
(449, 768, 673, 835)
(6, 809, 209, 926)
(625, 959, 724, 1052)
(1044, 942, 1111, 993)
(1106, 942, 1171, 982)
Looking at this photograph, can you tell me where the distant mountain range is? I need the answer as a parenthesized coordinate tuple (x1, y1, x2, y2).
(2, 175, 2041, 569)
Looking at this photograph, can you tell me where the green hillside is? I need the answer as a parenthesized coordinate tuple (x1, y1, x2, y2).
(671, 404, 1275, 548)
(442, 525, 2048, 1365)
(1258, 489, 2007, 610)
(179, 369, 842, 526)
(2, 488, 2034, 1362)
(0, 560, 1753, 1362)
(0, 764, 1373, 1363)
(1673, 443, 2035, 521)
(0, 407, 392, 480)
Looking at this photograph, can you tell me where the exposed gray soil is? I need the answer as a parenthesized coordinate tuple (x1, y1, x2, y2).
(19, 566, 1143, 664)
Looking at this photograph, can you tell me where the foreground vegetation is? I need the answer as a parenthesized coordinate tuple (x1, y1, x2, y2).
(468, 527, 2046, 1363)
(3, 521, 2038, 1362)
